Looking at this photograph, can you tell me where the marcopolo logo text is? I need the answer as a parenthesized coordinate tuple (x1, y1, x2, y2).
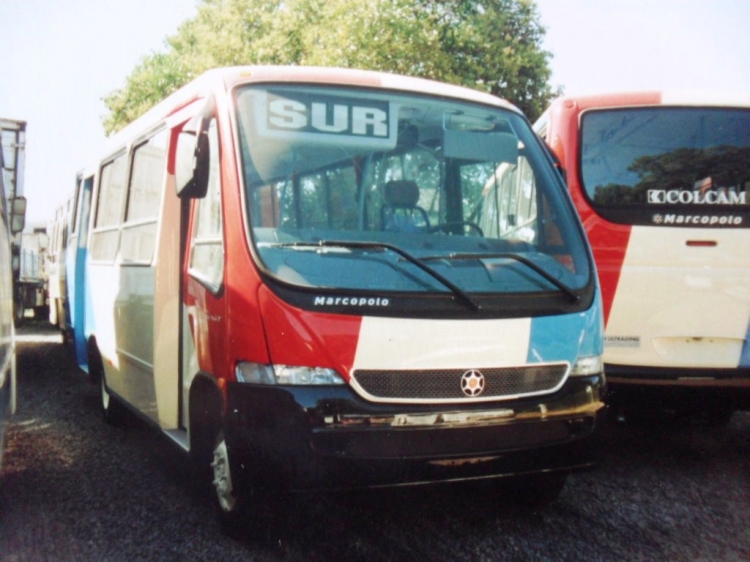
(314, 296, 391, 308)
(652, 214, 744, 226)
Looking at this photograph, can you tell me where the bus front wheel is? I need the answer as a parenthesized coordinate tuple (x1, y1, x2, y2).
(209, 429, 282, 539)
(211, 430, 248, 536)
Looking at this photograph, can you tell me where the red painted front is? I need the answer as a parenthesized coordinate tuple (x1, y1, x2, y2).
(258, 287, 361, 381)
(182, 88, 266, 385)
(181, 87, 363, 386)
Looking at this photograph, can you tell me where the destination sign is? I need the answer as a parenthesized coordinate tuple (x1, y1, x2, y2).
(254, 89, 398, 150)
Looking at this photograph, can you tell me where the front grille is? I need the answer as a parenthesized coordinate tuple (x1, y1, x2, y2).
(351, 363, 569, 403)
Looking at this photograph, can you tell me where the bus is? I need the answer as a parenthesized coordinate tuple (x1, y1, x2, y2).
(48, 198, 72, 335)
(0, 138, 17, 472)
(58, 173, 94, 372)
(535, 92, 750, 421)
(76, 66, 605, 529)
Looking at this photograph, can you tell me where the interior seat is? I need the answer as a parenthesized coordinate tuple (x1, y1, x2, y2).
(381, 180, 430, 232)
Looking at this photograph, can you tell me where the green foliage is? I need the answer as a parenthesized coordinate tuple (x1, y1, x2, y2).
(591, 145, 750, 205)
(102, 0, 556, 134)
(631, 145, 750, 191)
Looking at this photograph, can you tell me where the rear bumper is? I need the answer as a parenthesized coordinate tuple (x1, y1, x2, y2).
(223, 375, 606, 493)
(606, 364, 750, 410)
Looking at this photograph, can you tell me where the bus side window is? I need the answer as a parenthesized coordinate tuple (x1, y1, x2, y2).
(121, 129, 168, 263)
(70, 177, 81, 238)
(78, 177, 94, 247)
(90, 152, 128, 262)
(188, 119, 224, 293)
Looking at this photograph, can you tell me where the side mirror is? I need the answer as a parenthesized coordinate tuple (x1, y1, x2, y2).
(175, 98, 215, 199)
(10, 196, 26, 234)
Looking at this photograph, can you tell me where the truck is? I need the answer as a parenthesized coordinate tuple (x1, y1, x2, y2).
(18, 226, 49, 323)
(1, 118, 47, 325)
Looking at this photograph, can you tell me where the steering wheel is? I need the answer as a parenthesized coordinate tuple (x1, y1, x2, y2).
(429, 221, 484, 237)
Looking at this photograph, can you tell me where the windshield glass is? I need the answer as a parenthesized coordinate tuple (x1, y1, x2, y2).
(235, 85, 590, 296)
(581, 107, 750, 210)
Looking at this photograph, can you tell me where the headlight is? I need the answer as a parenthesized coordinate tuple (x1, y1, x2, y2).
(570, 355, 603, 377)
(235, 362, 345, 385)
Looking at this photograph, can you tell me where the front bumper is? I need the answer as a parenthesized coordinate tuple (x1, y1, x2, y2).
(223, 374, 606, 493)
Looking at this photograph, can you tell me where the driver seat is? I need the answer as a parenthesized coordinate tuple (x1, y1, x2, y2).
(381, 180, 430, 232)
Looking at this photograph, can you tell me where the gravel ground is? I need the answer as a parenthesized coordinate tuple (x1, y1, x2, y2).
(1, 320, 749, 561)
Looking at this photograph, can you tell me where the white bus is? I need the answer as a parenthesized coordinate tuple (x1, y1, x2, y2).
(536, 91, 750, 421)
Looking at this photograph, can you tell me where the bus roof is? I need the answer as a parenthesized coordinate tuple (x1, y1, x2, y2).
(547, 90, 750, 111)
(217, 65, 520, 110)
(104, 66, 522, 156)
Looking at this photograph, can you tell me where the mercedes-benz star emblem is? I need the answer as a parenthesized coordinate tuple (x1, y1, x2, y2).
(460, 369, 485, 397)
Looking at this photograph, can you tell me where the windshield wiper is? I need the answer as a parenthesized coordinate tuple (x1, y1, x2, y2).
(275, 240, 482, 311)
(420, 252, 580, 303)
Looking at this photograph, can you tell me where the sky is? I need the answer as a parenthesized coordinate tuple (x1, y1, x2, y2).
(1, 0, 749, 226)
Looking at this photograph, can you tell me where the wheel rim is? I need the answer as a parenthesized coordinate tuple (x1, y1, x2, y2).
(212, 436, 237, 512)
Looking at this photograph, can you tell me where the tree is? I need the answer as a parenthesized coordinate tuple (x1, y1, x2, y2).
(103, 0, 557, 134)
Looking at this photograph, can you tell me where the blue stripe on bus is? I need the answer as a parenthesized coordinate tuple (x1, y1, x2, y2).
(740, 320, 750, 368)
(527, 298, 603, 365)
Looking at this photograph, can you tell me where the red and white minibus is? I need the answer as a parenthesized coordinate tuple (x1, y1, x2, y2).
(536, 92, 750, 420)
(78, 66, 605, 529)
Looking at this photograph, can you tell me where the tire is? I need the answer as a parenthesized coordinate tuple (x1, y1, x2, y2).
(34, 305, 50, 321)
(208, 429, 283, 540)
(211, 430, 248, 537)
(100, 373, 122, 425)
(13, 289, 25, 328)
(706, 408, 734, 427)
(61, 327, 71, 347)
(87, 339, 102, 385)
(88, 341, 122, 425)
(511, 472, 567, 508)
(689, 407, 734, 428)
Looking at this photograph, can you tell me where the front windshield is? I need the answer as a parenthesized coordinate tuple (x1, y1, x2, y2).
(235, 84, 590, 296)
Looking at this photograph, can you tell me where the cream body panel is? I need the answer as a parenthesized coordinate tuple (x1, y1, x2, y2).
(90, 261, 158, 421)
(605, 226, 750, 369)
(153, 176, 181, 430)
(353, 317, 531, 370)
